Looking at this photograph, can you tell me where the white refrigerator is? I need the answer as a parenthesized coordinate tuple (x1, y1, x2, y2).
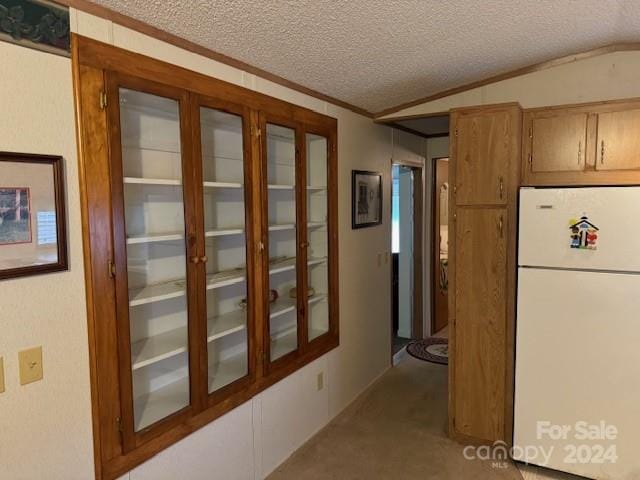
(514, 187, 640, 480)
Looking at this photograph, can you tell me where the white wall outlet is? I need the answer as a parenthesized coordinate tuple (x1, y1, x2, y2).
(316, 372, 324, 391)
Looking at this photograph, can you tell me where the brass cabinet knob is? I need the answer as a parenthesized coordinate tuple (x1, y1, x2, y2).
(190, 256, 200, 264)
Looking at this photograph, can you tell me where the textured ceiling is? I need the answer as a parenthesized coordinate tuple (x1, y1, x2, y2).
(89, 0, 640, 114)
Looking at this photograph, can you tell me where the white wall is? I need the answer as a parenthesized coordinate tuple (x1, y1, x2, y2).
(380, 50, 640, 119)
(0, 8, 425, 480)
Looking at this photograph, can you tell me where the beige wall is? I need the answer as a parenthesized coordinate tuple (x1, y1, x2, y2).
(0, 41, 94, 480)
(381, 50, 640, 119)
(0, 9, 425, 480)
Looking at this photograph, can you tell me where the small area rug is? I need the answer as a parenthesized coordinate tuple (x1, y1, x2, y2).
(406, 337, 448, 365)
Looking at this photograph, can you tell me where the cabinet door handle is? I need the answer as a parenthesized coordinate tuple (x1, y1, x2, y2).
(601, 140, 605, 164)
(300, 242, 309, 248)
(257, 241, 265, 253)
(200, 256, 208, 263)
(189, 256, 200, 264)
(499, 216, 504, 238)
(499, 177, 504, 200)
(578, 141, 581, 164)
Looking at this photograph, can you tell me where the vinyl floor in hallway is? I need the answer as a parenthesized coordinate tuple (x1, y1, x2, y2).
(268, 355, 582, 480)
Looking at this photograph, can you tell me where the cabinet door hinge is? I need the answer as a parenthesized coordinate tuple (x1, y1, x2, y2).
(108, 259, 116, 278)
(116, 416, 123, 434)
(99, 91, 107, 110)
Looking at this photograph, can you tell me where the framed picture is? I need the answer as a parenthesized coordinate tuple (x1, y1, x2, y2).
(352, 170, 382, 229)
(0, 152, 68, 280)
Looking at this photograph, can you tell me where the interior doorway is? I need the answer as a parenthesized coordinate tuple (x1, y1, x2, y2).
(431, 157, 449, 336)
(391, 163, 423, 355)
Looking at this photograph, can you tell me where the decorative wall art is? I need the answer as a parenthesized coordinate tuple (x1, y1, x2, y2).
(0, 152, 67, 279)
(352, 170, 382, 229)
(0, 0, 70, 56)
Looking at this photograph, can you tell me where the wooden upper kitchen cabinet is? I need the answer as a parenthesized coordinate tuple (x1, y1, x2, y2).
(596, 108, 640, 171)
(452, 104, 521, 206)
(527, 111, 588, 173)
(449, 103, 520, 445)
(522, 99, 640, 185)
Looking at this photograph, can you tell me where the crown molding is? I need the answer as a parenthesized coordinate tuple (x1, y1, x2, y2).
(55, 0, 374, 118)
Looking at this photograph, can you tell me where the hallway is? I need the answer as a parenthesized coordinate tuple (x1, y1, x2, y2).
(268, 356, 579, 480)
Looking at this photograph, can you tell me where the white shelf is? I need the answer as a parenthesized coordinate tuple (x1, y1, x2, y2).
(309, 294, 327, 306)
(307, 221, 327, 229)
(307, 185, 327, 191)
(134, 376, 189, 431)
(270, 329, 297, 360)
(269, 297, 297, 320)
(129, 280, 186, 307)
(127, 232, 184, 245)
(205, 227, 245, 237)
(131, 327, 188, 371)
(268, 256, 326, 275)
(208, 310, 246, 341)
(124, 176, 182, 186)
(269, 223, 295, 232)
(131, 310, 246, 371)
(208, 352, 248, 393)
(268, 184, 294, 190)
(206, 268, 246, 290)
(203, 181, 243, 189)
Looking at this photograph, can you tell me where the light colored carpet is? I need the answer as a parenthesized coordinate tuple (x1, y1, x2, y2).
(269, 357, 518, 479)
(268, 356, 585, 480)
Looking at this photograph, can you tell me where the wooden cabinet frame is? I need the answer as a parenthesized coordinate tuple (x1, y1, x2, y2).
(522, 97, 640, 186)
(448, 103, 520, 446)
(72, 34, 339, 480)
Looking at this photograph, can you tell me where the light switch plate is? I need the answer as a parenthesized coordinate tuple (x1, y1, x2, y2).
(317, 372, 324, 391)
(19, 347, 43, 386)
(0, 357, 5, 393)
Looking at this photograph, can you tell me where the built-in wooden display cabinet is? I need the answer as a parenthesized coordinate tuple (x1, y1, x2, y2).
(72, 35, 338, 480)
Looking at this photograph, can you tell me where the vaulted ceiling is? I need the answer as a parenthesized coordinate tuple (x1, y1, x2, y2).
(88, 0, 640, 115)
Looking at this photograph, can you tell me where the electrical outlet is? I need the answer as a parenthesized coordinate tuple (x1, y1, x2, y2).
(316, 372, 324, 391)
(0, 357, 5, 393)
(19, 347, 43, 386)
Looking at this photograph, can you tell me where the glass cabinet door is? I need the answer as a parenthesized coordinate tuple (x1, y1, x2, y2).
(117, 88, 191, 432)
(265, 123, 299, 361)
(198, 105, 249, 394)
(306, 134, 330, 341)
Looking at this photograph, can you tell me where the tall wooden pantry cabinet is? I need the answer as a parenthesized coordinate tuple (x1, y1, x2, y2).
(448, 104, 521, 444)
(72, 35, 339, 480)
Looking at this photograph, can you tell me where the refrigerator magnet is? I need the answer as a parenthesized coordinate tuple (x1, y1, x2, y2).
(569, 215, 599, 250)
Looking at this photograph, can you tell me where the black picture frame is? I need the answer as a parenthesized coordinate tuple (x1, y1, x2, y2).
(352, 170, 382, 229)
(0, 152, 68, 280)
